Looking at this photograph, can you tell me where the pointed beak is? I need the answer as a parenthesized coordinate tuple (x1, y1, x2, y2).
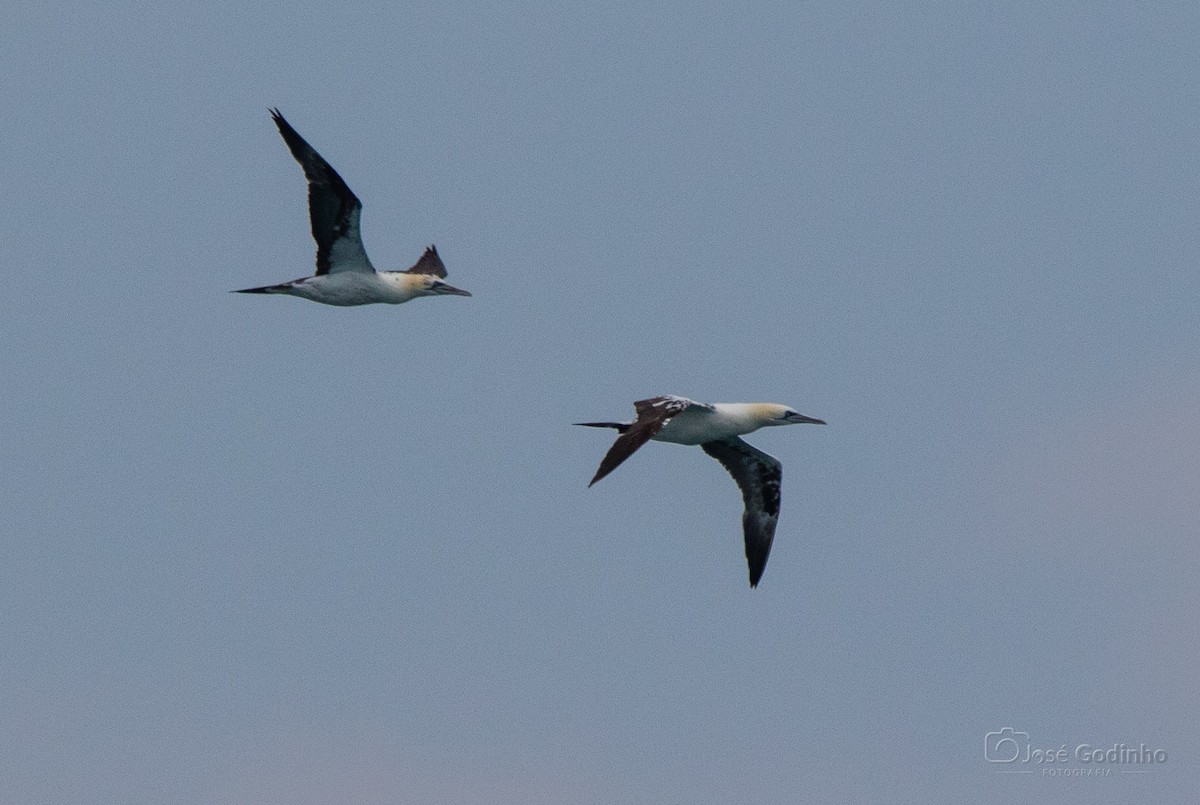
(786, 412, 826, 425)
(435, 284, 472, 297)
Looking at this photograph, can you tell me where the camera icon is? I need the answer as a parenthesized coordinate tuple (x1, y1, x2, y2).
(984, 728, 1029, 763)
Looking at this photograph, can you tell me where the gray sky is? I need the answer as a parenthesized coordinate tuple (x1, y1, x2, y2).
(3, 2, 1197, 802)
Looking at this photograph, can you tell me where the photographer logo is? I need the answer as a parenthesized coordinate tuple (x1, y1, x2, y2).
(983, 727, 1166, 778)
(984, 727, 1029, 763)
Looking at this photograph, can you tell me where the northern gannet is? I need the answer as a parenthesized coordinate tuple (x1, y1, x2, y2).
(577, 396, 825, 587)
(235, 109, 471, 305)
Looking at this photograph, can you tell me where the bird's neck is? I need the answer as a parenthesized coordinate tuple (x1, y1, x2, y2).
(376, 272, 428, 301)
(710, 404, 775, 435)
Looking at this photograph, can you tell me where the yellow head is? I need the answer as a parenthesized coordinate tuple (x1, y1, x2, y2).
(748, 403, 826, 427)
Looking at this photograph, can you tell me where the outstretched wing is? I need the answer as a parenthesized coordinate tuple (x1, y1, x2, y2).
(270, 109, 374, 275)
(587, 396, 700, 486)
(404, 244, 447, 278)
(700, 436, 783, 588)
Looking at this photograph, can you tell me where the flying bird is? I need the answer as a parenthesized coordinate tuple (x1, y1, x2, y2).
(235, 109, 471, 305)
(577, 396, 825, 587)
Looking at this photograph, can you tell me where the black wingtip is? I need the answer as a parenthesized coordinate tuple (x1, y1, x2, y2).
(747, 557, 767, 588)
(269, 109, 299, 141)
(587, 467, 610, 487)
(405, 245, 448, 277)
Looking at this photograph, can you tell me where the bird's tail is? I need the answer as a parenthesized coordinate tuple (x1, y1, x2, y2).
(232, 283, 289, 294)
(573, 421, 631, 434)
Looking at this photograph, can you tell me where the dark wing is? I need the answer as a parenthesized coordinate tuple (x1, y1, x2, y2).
(404, 244, 447, 278)
(270, 109, 373, 275)
(701, 437, 783, 588)
(586, 396, 697, 486)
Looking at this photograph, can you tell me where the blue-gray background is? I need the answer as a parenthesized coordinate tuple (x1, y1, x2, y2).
(3, 2, 1197, 803)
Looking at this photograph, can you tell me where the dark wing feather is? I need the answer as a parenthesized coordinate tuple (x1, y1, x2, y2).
(701, 437, 783, 588)
(587, 396, 696, 486)
(270, 109, 373, 275)
(405, 244, 447, 278)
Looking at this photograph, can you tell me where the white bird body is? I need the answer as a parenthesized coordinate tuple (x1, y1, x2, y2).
(652, 403, 793, 445)
(576, 395, 825, 587)
(259, 268, 452, 307)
